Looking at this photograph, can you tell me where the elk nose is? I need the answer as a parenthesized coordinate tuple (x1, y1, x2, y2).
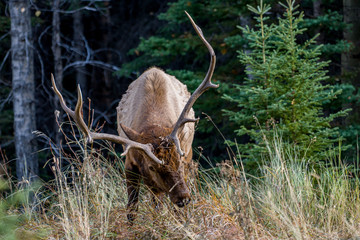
(176, 197, 190, 208)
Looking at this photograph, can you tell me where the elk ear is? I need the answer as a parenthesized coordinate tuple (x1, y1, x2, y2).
(120, 124, 141, 142)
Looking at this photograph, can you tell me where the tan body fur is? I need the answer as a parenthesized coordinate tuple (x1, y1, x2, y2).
(116, 67, 195, 220)
(117, 67, 195, 155)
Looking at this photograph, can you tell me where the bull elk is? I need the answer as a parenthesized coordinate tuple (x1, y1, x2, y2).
(51, 12, 217, 221)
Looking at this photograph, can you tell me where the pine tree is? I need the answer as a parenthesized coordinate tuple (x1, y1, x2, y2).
(223, 0, 349, 166)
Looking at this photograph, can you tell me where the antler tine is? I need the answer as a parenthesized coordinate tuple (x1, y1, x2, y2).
(51, 74, 163, 165)
(168, 12, 218, 157)
(51, 74, 75, 119)
(74, 85, 93, 143)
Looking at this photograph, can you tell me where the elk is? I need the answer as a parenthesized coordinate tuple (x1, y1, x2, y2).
(51, 12, 217, 221)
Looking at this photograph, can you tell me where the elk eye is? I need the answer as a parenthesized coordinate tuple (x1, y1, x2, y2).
(149, 166, 156, 172)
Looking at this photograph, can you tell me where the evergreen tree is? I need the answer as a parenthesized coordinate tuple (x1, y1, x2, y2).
(223, 0, 349, 166)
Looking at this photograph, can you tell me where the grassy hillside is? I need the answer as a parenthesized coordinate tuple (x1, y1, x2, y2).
(3, 123, 359, 239)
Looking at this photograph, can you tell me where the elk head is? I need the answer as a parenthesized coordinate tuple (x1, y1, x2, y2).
(120, 123, 192, 207)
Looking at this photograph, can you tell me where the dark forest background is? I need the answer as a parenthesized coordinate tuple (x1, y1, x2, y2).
(0, 0, 360, 182)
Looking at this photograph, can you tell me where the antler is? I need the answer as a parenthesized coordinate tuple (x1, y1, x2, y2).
(167, 12, 218, 156)
(51, 74, 163, 165)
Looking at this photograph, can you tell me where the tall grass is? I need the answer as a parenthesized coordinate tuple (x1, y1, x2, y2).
(41, 134, 128, 239)
(254, 133, 360, 239)
(30, 120, 360, 239)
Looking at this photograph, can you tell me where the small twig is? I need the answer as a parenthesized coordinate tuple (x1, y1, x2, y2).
(0, 50, 10, 73)
(0, 140, 14, 149)
(0, 32, 9, 42)
(37, 26, 51, 55)
(63, 60, 120, 72)
(0, 90, 13, 112)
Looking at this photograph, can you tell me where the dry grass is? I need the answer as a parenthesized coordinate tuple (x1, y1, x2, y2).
(16, 119, 360, 239)
(35, 141, 249, 239)
(253, 134, 360, 239)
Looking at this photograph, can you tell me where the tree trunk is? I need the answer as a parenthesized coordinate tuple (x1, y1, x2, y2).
(9, 0, 38, 184)
(313, 0, 324, 44)
(97, 2, 112, 107)
(102, 2, 112, 90)
(240, 16, 253, 80)
(342, 0, 360, 86)
(342, 0, 360, 119)
(52, 0, 63, 146)
(73, 4, 87, 98)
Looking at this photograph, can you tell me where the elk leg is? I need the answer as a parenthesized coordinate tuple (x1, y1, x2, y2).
(125, 165, 140, 222)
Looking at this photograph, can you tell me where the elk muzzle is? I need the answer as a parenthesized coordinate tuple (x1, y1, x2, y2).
(168, 180, 191, 208)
